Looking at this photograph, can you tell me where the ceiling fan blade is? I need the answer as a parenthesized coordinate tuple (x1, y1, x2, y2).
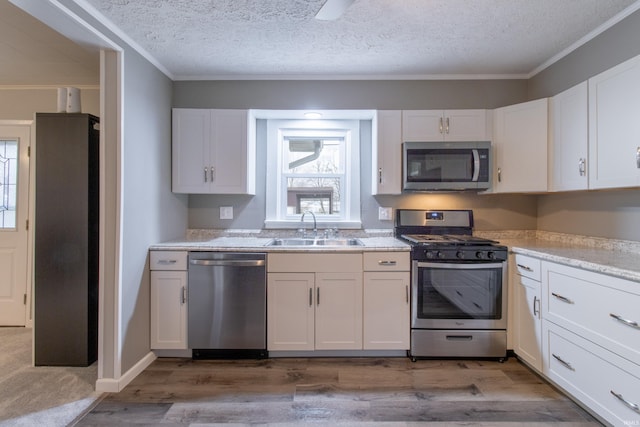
(315, 0, 355, 20)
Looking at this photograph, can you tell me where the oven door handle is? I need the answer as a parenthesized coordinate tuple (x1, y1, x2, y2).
(471, 149, 480, 182)
(414, 261, 505, 270)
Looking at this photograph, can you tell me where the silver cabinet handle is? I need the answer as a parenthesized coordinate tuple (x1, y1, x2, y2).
(611, 390, 640, 414)
(637, 147, 640, 169)
(317, 287, 320, 306)
(309, 287, 313, 307)
(497, 167, 502, 183)
(533, 296, 539, 317)
(578, 158, 586, 176)
(181, 286, 186, 304)
(204, 166, 208, 182)
(551, 292, 574, 304)
(378, 260, 397, 266)
(445, 117, 450, 134)
(405, 285, 409, 304)
(378, 168, 383, 184)
(157, 259, 177, 265)
(517, 263, 533, 272)
(610, 313, 640, 329)
(211, 166, 215, 181)
(439, 117, 444, 134)
(552, 353, 575, 371)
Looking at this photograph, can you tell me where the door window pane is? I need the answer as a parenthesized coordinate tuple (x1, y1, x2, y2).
(0, 140, 18, 229)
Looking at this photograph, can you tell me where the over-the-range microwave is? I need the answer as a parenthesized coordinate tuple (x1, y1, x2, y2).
(402, 141, 491, 191)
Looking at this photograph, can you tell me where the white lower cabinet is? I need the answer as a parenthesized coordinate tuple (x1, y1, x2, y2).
(150, 251, 188, 350)
(363, 252, 410, 350)
(544, 322, 640, 426)
(267, 253, 363, 351)
(513, 254, 543, 372)
(267, 251, 411, 352)
(529, 258, 640, 426)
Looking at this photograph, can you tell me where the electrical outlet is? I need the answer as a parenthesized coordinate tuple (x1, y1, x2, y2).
(378, 207, 392, 221)
(220, 206, 233, 220)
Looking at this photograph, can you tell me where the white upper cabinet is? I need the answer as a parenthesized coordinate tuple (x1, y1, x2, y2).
(491, 98, 548, 193)
(402, 110, 490, 142)
(588, 54, 640, 189)
(372, 110, 402, 195)
(549, 81, 589, 192)
(172, 108, 255, 194)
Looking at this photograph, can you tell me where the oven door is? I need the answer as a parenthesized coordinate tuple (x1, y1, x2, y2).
(411, 261, 507, 330)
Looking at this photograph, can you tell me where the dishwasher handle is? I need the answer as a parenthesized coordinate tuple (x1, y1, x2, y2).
(189, 259, 266, 267)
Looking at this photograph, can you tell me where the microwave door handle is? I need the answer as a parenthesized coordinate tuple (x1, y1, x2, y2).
(472, 149, 480, 182)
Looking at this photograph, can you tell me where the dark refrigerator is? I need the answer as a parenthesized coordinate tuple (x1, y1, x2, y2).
(34, 113, 99, 366)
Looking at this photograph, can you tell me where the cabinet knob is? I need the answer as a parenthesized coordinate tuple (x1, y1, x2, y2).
(578, 158, 586, 176)
(204, 166, 208, 182)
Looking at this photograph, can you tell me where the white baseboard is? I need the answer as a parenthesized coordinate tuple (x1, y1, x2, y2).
(95, 351, 157, 392)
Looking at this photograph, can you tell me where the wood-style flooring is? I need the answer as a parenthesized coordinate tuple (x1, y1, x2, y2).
(76, 356, 603, 426)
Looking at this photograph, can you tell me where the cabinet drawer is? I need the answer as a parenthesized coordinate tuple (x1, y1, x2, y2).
(363, 252, 410, 271)
(150, 251, 188, 270)
(268, 253, 362, 273)
(544, 263, 640, 362)
(545, 323, 640, 426)
(514, 254, 541, 281)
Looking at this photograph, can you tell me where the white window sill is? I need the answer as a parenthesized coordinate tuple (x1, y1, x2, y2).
(264, 220, 362, 230)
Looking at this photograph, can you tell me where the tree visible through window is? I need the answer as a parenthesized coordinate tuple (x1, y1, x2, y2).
(284, 138, 344, 217)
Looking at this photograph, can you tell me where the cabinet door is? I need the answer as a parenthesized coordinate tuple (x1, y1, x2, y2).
(402, 110, 445, 141)
(315, 272, 363, 350)
(444, 110, 489, 141)
(373, 110, 402, 195)
(588, 55, 640, 189)
(363, 272, 410, 350)
(267, 273, 315, 351)
(150, 271, 188, 349)
(172, 108, 211, 193)
(493, 98, 548, 193)
(210, 109, 252, 194)
(514, 275, 542, 371)
(550, 82, 588, 191)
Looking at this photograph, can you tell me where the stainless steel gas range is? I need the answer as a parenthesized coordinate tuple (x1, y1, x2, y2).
(395, 209, 508, 361)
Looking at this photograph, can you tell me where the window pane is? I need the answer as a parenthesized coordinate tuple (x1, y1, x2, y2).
(285, 139, 343, 173)
(0, 139, 18, 229)
(286, 177, 341, 215)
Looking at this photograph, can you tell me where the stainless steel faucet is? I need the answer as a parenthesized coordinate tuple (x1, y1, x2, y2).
(300, 211, 317, 237)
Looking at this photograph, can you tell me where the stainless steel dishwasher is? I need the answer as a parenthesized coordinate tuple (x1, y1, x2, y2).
(188, 252, 267, 359)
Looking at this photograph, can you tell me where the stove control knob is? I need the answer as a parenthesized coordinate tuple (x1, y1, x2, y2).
(487, 251, 495, 259)
(426, 251, 435, 259)
(437, 251, 445, 259)
(456, 251, 465, 259)
(475, 251, 484, 259)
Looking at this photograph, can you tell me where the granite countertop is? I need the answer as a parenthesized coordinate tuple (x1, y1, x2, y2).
(496, 237, 640, 283)
(149, 235, 410, 253)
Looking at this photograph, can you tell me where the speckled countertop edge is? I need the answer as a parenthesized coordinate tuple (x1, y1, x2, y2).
(477, 230, 640, 283)
(151, 229, 640, 282)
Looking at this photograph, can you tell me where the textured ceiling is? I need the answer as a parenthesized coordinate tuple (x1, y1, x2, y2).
(1, 0, 639, 85)
(83, 0, 639, 79)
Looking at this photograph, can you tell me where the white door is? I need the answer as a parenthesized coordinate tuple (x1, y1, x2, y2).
(0, 123, 31, 326)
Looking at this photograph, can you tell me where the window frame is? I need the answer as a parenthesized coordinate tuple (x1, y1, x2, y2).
(265, 119, 361, 229)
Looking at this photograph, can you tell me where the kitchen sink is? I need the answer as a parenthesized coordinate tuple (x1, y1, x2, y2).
(266, 238, 364, 247)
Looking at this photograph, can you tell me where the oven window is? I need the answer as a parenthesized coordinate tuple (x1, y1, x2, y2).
(416, 266, 502, 319)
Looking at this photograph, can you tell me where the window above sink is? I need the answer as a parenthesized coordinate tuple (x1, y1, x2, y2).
(259, 111, 370, 230)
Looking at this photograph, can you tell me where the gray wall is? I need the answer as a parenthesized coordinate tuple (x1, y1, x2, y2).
(176, 79, 536, 231)
(55, 0, 189, 376)
(530, 9, 640, 241)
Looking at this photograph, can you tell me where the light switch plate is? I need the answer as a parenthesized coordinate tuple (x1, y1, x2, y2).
(220, 206, 233, 220)
(378, 207, 392, 221)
